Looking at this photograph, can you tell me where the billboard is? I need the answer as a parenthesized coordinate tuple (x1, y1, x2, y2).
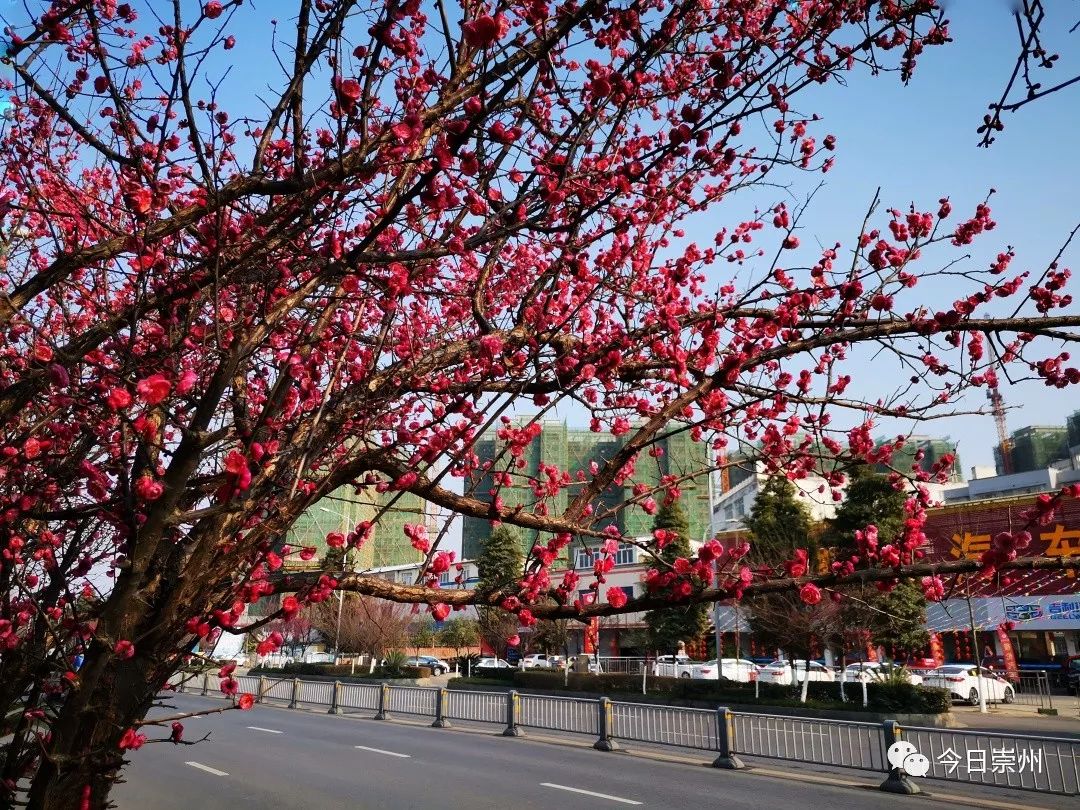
(921, 495, 1080, 596)
(927, 595, 1080, 632)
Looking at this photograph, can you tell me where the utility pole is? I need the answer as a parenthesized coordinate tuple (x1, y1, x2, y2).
(334, 589, 344, 664)
(965, 579, 987, 714)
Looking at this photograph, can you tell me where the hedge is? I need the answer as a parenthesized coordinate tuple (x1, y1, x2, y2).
(249, 663, 433, 680)
(510, 672, 950, 714)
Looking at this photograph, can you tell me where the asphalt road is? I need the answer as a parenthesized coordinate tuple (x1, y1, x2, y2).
(113, 695, 1077, 809)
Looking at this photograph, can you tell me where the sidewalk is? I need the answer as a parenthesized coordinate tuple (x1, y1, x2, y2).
(950, 704, 1080, 738)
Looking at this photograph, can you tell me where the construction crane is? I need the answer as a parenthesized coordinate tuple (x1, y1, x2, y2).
(988, 388, 1013, 474)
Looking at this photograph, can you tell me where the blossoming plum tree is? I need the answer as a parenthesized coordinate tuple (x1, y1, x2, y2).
(0, 1, 1078, 806)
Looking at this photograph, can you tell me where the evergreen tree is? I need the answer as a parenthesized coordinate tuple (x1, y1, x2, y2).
(410, 615, 438, 657)
(477, 525, 524, 594)
(824, 464, 906, 557)
(742, 477, 834, 672)
(476, 525, 525, 658)
(870, 580, 930, 654)
(744, 476, 814, 566)
(644, 499, 710, 655)
(828, 466, 928, 657)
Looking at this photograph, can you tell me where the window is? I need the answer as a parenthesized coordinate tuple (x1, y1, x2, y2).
(439, 571, 452, 586)
(576, 545, 636, 569)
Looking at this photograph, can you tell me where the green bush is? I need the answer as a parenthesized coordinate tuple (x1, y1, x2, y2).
(248, 662, 434, 681)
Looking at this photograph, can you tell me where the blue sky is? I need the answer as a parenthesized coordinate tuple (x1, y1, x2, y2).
(771, 0, 1080, 470)
(179, 0, 1080, 471)
(668, 0, 1080, 471)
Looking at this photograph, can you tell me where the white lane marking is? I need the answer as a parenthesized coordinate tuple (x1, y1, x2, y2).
(540, 783, 642, 805)
(354, 744, 411, 758)
(246, 726, 283, 734)
(186, 761, 229, 777)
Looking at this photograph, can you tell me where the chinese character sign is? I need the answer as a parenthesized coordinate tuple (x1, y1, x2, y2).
(996, 626, 1019, 682)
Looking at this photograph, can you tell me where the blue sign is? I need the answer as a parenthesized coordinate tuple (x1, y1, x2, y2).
(1048, 601, 1080, 621)
(1005, 604, 1044, 622)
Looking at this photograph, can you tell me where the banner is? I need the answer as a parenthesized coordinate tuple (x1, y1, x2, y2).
(929, 632, 945, 667)
(996, 626, 1020, 682)
(584, 617, 599, 654)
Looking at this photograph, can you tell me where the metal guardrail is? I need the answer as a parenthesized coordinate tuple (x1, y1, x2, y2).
(1011, 671, 1055, 710)
(520, 694, 598, 735)
(902, 725, 1080, 795)
(171, 673, 1080, 796)
(389, 685, 437, 717)
(445, 689, 504, 724)
(597, 657, 649, 675)
(732, 712, 886, 772)
(339, 682, 380, 712)
(611, 701, 716, 751)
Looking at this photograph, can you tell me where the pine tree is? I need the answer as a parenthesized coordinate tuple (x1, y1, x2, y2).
(477, 525, 524, 595)
(744, 476, 814, 566)
(644, 499, 710, 655)
(828, 466, 928, 657)
(824, 464, 907, 557)
(743, 477, 832, 668)
(476, 525, 525, 658)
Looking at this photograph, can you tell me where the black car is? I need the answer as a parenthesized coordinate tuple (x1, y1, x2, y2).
(1066, 656, 1080, 694)
(404, 655, 450, 675)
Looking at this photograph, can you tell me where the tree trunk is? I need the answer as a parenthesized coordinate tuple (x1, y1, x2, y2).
(23, 659, 160, 810)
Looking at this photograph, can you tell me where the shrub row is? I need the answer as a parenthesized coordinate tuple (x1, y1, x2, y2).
(249, 663, 433, 680)
(510, 671, 951, 714)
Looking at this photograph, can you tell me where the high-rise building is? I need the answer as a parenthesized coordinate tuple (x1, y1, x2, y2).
(876, 435, 963, 482)
(462, 420, 713, 561)
(1065, 410, 1080, 451)
(284, 487, 433, 570)
(999, 425, 1070, 474)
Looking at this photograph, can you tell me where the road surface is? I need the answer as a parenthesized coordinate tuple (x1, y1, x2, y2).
(113, 695, 1075, 809)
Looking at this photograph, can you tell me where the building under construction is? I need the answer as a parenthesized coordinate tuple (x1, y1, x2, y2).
(996, 425, 1071, 475)
(877, 435, 963, 481)
(462, 420, 713, 561)
(284, 487, 434, 571)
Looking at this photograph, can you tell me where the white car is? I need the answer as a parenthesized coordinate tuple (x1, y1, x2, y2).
(921, 664, 1015, 705)
(757, 659, 836, 685)
(521, 654, 559, 670)
(697, 658, 760, 683)
(652, 655, 697, 679)
(841, 662, 923, 686)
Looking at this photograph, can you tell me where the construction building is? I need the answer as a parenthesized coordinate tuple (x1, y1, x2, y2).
(875, 435, 963, 481)
(462, 420, 713, 561)
(995, 425, 1071, 475)
(284, 487, 435, 571)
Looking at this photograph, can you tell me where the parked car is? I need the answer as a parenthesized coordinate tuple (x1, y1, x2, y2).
(841, 662, 923, 686)
(405, 656, 450, 675)
(652, 655, 697, 679)
(1066, 655, 1080, 694)
(521, 654, 559, 670)
(921, 664, 1015, 705)
(757, 659, 836, 685)
(696, 658, 759, 683)
(474, 657, 513, 672)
